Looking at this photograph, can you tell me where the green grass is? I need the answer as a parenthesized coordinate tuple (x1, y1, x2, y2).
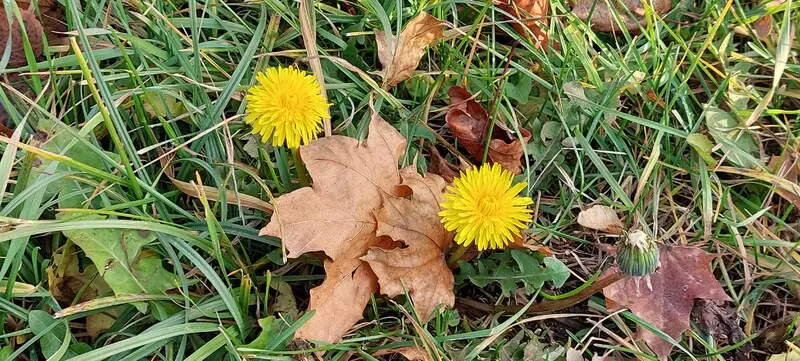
(0, 0, 798, 360)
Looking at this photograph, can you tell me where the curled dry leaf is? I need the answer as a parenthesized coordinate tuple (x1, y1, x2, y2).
(169, 176, 274, 214)
(362, 167, 454, 321)
(427, 146, 470, 183)
(752, 15, 773, 39)
(603, 245, 730, 360)
(767, 154, 800, 205)
(428, 146, 460, 183)
(261, 113, 408, 343)
(496, 0, 551, 50)
(691, 299, 751, 361)
(376, 12, 445, 89)
(374, 346, 432, 361)
(445, 85, 531, 174)
(576, 205, 624, 235)
(572, 0, 671, 32)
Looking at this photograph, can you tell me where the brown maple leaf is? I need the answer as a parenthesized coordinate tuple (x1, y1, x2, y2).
(376, 12, 446, 89)
(445, 85, 531, 174)
(362, 167, 454, 321)
(603, 245, 730, 360)
(261, 113, 406, 343)
(572, 0, 671, 32)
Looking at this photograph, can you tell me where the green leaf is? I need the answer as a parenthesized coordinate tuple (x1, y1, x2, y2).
(458, 251, 570, 297)
(103, 251, 178, 295)
(243, 316, 282, 349)
(563, 81, 587, 102)
(540, 121, 562, 143)
(511, 251, 570, 293)
(505, 74, 533, 103)
(0, 345, 12, 359)
(142, 91, 186, 118)
(686, 133, 716, 165)
(28, 310, 88, 359)
(58, 213, 177, 304)
(704, 105, 759, 168)
(29, 310, 67, 359)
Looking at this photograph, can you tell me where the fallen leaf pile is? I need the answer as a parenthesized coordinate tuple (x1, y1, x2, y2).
(572, 0, 672, 32)
(446, 85, 531, 174)
(262, 114, 454, 343)
(576, 205, 732, 360)
(376, 12, 446, 89)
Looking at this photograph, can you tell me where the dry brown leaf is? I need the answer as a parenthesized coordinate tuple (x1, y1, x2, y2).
(691, 299, 751, 360)
(47, 244, 116, 340)
(16, 0, 66, 42)
(752, 15, 773, 39)
(767, 154, 800, 205)
(0, 9, 43, 67)
(374, 346, 432, 361)
(603, 245, 730, 360)
(376, 12, 445, 89)
(427, 146, 470, 183)
(261, 113, 407, 343)
(576, 205, 624, 235)
(716, 165, 800, 206)
(496, 0, 551, 50)
(87, 312, 117, 340)
(445, 85, 531, 174)
(572, 0, 671, 32)
(362, 167, 454, 321)
(169, 176, 273, 214)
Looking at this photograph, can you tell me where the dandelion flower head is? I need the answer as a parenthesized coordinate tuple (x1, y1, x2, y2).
(439, 163, 533, 250)
(245, 66, 330, 149)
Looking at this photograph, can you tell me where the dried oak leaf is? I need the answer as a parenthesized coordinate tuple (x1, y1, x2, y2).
(603, 245, 730, 360)
(445, 85, 531, 174)
(496, 0, 551, 50)
(362, 167, 454, 321)
(572, 0, 671, 32)
(261, 113, 407, 343)
(577, 205, 624, 235)
(376, 12, 445, 89)
(0, 9, 43, 67)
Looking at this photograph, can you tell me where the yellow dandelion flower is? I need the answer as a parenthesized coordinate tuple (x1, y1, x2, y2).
(439, 163, 533, 251)
(245, 67, 330, 149)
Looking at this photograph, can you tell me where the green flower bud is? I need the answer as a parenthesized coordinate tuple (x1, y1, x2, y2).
(616, 230, 660, 278)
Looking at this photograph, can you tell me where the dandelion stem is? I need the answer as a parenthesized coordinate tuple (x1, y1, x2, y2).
(292, 148, 310, 187)
(447, 244, 470, 268)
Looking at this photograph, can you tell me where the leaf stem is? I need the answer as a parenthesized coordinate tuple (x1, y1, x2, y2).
(456, 269, 623, 314)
